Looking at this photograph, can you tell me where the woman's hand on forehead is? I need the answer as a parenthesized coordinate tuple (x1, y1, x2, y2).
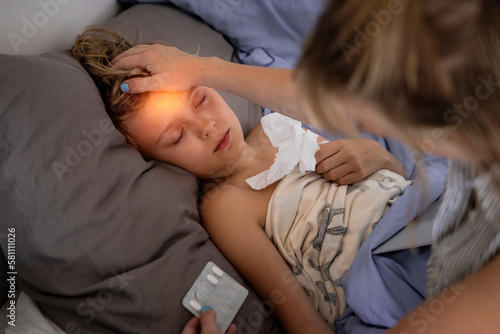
(111, 44, 206, 94)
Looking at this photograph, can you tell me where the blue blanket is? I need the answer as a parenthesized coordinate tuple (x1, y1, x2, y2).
(121, 1, 449, 331)
(121, 0, 327, 69)
(324, 133, 448, 333)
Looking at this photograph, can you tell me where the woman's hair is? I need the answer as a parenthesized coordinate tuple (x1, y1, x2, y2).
(71, 26, 151, 149)
(297, 0, 500, 166)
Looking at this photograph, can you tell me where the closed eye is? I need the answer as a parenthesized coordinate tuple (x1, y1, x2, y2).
(196, 94, 207, 109)
(172, 127, 185, 145)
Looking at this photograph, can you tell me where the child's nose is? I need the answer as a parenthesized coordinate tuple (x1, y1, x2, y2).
(199, 117, 216, 139)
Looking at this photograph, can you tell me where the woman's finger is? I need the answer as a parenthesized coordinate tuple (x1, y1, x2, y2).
(120, 75, 165, 94)
(180, 316, 201, 334)
(110, 44, 152, 65)
(199, 308, 221, 334)
(225, 323, 237, 334)
(111, 53, 152, 71)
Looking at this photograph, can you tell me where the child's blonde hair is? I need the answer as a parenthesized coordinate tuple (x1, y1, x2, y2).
(71, 26, 152, 150)
(297, 0, 500, 166)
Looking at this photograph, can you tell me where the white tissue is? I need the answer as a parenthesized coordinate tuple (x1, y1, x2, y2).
(245, 113, 320, 190)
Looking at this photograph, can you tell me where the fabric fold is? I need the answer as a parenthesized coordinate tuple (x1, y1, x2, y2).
(265, 167, 411, 326)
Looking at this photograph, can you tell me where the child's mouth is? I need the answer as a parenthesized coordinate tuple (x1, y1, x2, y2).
(214, 130, 230, 152)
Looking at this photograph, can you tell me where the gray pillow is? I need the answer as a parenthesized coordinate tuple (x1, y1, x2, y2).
(0, 4, 280, 334)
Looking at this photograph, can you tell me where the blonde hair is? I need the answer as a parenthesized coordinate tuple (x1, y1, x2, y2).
(297, 0, 500, 166)
(71, 26, 151, 150)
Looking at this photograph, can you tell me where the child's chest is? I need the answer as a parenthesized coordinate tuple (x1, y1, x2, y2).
(225, 160, 281, 228)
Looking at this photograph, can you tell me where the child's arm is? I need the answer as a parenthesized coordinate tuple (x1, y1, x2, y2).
(201, 187, 334, 334)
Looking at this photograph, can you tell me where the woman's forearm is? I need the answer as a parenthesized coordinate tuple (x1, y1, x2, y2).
(386, 253, 500, 333)
(200, 57, 306, 121)
(112, 44, 301, 120)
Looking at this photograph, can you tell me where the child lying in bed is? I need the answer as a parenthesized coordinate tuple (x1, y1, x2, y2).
(72, 27, 411, 334)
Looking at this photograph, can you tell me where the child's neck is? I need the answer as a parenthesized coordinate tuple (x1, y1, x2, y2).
(206, 126, 278, 188)
(219, 127, 278, 187)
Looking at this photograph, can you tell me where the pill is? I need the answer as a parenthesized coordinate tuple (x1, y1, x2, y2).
(211, 265, 224, 277)
(195, 291, 208, 302)
(189, 300, 202, 312)
(207, 274, 219, 285)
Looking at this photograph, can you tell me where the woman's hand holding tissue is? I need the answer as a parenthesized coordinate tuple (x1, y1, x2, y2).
(315, 138, 408, 185)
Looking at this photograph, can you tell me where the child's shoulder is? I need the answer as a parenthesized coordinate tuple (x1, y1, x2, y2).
(200, 183, 254, 227)
(200, 180, 272, 229)
(200, 182, 252, 216)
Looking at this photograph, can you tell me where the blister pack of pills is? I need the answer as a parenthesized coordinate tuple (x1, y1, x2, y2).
(182, 261, 248, 332)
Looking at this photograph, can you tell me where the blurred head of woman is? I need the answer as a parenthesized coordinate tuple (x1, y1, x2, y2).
(297, 0, 500, 166)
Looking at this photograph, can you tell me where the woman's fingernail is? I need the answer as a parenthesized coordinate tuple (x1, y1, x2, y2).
(201, 305, 212, 312)
(120, 83, 130, 92)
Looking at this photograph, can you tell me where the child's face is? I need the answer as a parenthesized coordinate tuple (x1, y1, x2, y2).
(126, 86, 246, 179)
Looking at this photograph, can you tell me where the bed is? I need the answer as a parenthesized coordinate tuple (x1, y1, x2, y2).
(0, 1, 448, 333)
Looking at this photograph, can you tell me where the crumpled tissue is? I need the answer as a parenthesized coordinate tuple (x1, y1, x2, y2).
(245, 113, 321, 190)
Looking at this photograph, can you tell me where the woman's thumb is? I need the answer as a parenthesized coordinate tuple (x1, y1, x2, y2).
(120, 75, 162, 94)
(199, 306, 221, 333)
